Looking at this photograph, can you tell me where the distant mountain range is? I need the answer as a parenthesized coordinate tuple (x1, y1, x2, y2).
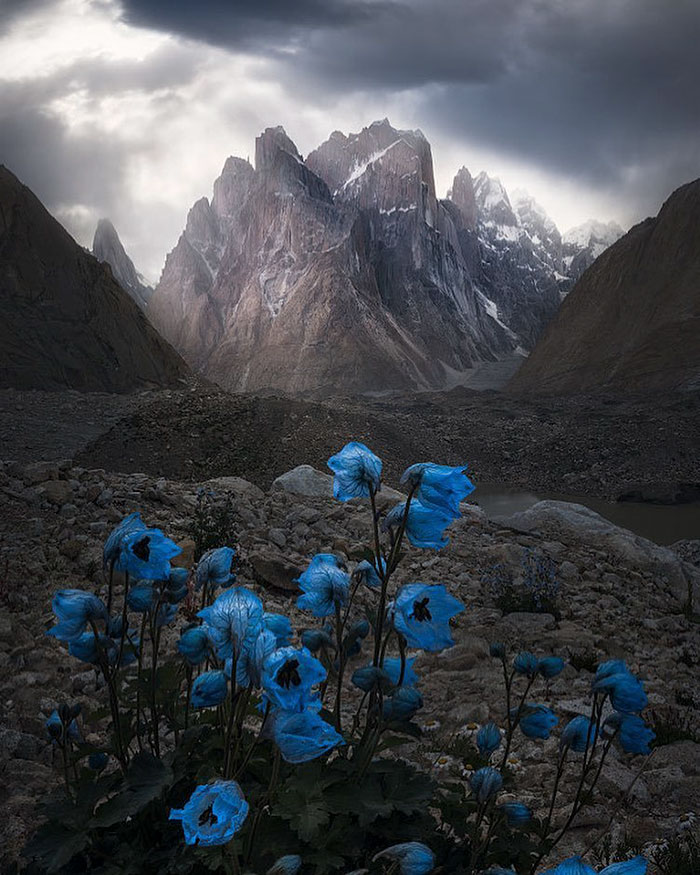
(148, 119, 622, 395)
(0, 165, 188, 392)
(510, 178, 700, 395)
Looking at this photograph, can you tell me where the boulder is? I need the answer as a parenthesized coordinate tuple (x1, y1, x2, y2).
(496, 500, 699, 609)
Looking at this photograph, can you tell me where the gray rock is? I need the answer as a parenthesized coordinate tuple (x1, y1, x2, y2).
(496, 500, 699, 608)
(249, 551, 301, 592)
(39, 479, 72, 505)
(272, 465, 333, 498)
(205, 476, 265, 501)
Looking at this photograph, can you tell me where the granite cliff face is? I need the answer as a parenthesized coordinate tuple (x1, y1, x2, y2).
(149, 120, 621, 395)
(150, 121, 514, 394)
(0, 165, 189, 392)
(444, 174, 563, 350)
(509, 178, 700, 395)
(92, 218, 153, 309)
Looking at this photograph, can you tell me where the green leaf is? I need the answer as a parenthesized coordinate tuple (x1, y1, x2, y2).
(24, 821, 90, 873)
(92, 751, 173, 828)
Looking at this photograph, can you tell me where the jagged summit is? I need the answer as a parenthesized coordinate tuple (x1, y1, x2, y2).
(307, 118, 435, 200)
(92, 218, 153, 309)
(561, 217, 625, 288)
(0, 166, 188, 391)
(147, 122, 622, 395)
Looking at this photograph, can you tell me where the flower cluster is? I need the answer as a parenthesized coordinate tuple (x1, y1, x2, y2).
(37, 438, 661, 875)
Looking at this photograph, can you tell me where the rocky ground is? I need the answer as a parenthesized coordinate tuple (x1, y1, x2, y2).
(1, 454, 699, 871)
(1, 386, 699, 501)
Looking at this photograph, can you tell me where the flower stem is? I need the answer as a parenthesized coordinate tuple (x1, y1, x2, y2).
(244, 749, 281, 864)
(333, 602, 345, 732)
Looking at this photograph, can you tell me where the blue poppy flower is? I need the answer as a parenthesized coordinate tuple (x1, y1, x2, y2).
(513, 651, 539, 678)
(538, 656, 566, 679)
(515, 704, 558, 739)
(593, 671, 647, 714)
(606, 713, 655, 755)
(263, 612, 293, 646)
(166, 568, 189, 603)
(470, 767, 503, 803)
(196, 547, 235, 591)
(392, 583, 464, 652)
(595, 660, 628, 681)
(47, 589, 108, 642)
(383, 501, 454, 550)
(327, 441, 382, 500)
(383, 656, 418, 687)
(300, 628, 333, 652)
(261, 646, 326, 713)
(271, 710, 344, 763)
(169, 780, 248, 846)
(373, 842, 435, 875)
(103, 512, 146, 568)
(352, 665, 391, 692)
(190, 670, 228, 708)
(400, 463, 475, 518)
(561, 715, 598, 752)
(235, 629, 278, 688)
(178, 627, 210, 665)
(296, 554, 351, 617)
(600, 858, 648, 875)
(267, 855, 303, 875)
(383, 686, 424, 721)
(501, 801, 532, 826)
(127, 582, 156, 613)
(476, 722, 501, 756)
(354, 558, 385, 589)
(198, 586, 264, 660)
(155, 603, 179, 627)
(88, 752, 109, 771)
(117, 528, 181, 581)
(490, 642, 506, 659)
(45, 709, 81, 743)
(67, 631, 113, 664)
(542, 858, 596, 875)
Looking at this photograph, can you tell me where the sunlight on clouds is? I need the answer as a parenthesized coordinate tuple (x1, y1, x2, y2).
(0, 0, 168, 81)
(0, 0, 636, 280)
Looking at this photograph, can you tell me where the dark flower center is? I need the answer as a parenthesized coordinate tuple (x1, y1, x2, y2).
(276, 658, 301, 688)
(132, 536, 151, 561)
(198, 804, 218, 827)
(412, 597, 432, 622)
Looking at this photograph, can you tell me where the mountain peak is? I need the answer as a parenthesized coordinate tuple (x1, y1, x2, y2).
(93, 217, 153, 308)
(255, 126, 303, 171)
(447, 166, 478, 230)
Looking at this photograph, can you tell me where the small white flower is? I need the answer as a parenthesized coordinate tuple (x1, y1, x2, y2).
(420, 717, 441, 733)
(643, 838, 669, 854)
(678, 811, 697, 832)
(504, 754, 523, 774)
(433, 754, 457, 770)
(457, 721, 480, 740)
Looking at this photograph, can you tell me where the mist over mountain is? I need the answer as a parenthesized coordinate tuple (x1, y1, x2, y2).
(148, 119, 621, 395)
(0, 165, 189, 392)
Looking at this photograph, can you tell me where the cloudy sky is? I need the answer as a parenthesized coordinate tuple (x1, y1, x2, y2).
(1, 0, 698, 281)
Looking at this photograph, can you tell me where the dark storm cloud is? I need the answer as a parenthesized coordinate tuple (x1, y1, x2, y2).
(0, 0, 54, 34)
(120, 0, 389, 52)
(119, 0, 700, 217)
